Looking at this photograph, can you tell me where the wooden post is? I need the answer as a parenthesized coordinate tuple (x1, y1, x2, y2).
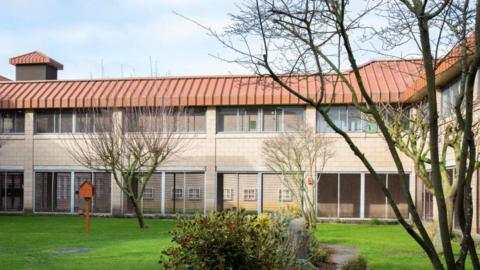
(79, 181, 95, 236)
(84, 198, 91, 235)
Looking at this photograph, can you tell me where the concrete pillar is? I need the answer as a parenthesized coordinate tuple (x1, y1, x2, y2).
(111, 108, 123, 216)
(305, 105, 316, 129)
(472, 170, 478, 234)
(205, 106, 217, 211)
(305, 105, 317, 214)
(409, 171, 416, 220)
(23, 110, 34, 213)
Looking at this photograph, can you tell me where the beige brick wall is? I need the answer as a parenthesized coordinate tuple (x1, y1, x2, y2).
(0, 105, 424, 217)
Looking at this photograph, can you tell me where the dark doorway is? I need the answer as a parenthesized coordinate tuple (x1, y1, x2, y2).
(1, 172, 23, 211)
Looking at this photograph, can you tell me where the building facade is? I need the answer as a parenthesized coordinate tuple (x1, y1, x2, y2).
(0, 50, 477, 232)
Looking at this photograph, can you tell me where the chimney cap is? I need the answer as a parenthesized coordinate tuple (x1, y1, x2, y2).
(9, 51, 63, 70)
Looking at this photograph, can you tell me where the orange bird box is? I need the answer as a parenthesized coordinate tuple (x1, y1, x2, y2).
(307, 176, 314, 185)
(79, 181, 95, 199)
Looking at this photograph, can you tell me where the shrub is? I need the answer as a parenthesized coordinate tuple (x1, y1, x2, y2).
(341, 256, 368, 270)
(161, 210, 314, 270)
(368, 218, 383, 225)
(305, 230, 329, 267)
(308, 244, 328, 266)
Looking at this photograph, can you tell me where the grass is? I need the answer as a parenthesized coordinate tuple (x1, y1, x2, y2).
(0, 216, 473, 269)
(315, 223, 473, 270)
(0, 216, 176, 270)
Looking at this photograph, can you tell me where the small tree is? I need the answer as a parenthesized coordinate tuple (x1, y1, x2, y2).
(382, 102, 480, 238)
(67, 107, 187, 228)
(263, 125, 333, 230)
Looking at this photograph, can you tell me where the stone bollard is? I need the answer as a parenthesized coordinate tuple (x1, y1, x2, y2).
(288, 217, 309, 259)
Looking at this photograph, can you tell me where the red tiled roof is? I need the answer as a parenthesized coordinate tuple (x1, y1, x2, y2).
(402, 35, 475, 102)
(9, 51, 64, 70)
(0, 75, 10, 81)
(0, 60, 422, 109)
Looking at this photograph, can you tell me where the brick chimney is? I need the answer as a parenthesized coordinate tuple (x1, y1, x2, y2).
(9, 51, 63, 81)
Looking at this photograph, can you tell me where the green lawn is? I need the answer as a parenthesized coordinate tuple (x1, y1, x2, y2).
(0, 216, 472, 269)
(316, 223, 472, 270)
(0, 216, 176, 270)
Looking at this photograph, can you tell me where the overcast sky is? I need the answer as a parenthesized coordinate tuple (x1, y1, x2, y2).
(0, 0, 424, 81)
(0, 0, 251, 80)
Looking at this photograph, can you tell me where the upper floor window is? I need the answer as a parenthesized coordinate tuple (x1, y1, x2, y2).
(217, 106, 304, 133)
(35, 109, 112, 134)
(123, 107, 206, 133)
(317, 106, 379, 133)
(440, 79, 463, 117)
(0, 110, 24, 134)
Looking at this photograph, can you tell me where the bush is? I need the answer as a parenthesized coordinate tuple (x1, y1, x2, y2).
(161, 210, 314, 270)
(308, 244, 328, 266)
(341, 256, 368, 270)
(368, 218, 383, 225)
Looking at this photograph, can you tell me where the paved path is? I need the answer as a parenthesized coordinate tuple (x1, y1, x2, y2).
(320, 244, 359, 269)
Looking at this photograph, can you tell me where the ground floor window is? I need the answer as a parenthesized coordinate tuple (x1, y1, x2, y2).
(165, 172, 204, 214)
(123, 173, 162, 214)
(74, 172, 111, 213)
(262, 174, 296, 212)
(0, 172, 23, 211)
(416, 173, 434, 222)
(221, 173, 258, 213)
(35, 171, 111, 213)
(317, 172, 410, 219)
(219, 173, 298, 213)
(122, 172, 205, 215)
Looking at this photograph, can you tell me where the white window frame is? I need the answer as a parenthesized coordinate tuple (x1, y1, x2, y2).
(223, 188, 234, 201)
(173, 188, 184, 200)
(143, 187, 155, 200)
(243, 189, 257, 201)
(188, 188, 201, 201)
(278, 188, 293, 202)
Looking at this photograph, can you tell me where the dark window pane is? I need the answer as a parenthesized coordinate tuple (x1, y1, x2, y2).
(53, 172, 71, 212)
(177, 110, 187, 132)
(347, 106, 363, 132)
(186, 109, 195, 132)
(192, 108, 206, 132)
(4, 172, 23, 211)
(218, 108, 238, 132)
(317, 173, 338, 217)
(35, 110, 55, 133)
(76, 111, 93, 133)
(240, 108, 258, 132)
(14, 110, 24, 133)
(317, 109, 334, 132)
(166, 113, 177, 132)
(74, 172, 91, 212)
(263, 108, 281, 132)
(60, 110, 73, 133)
(339, 173, 361, 218)
(284, 107, 304, 131)
(35, 172, 53, 211)
(93, 172, 111, 213)
(143, 173, 161, 213)
(94, 109, 112, 132)
(365, 174, 386, 218)
(3, 111, 14, 133)
(387, 174, 409, 218)
(337, 107, 348, 131)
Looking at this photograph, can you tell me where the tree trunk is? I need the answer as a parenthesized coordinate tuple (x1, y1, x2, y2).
(446, 194, 455, 236)
(128, 196, 145, 229)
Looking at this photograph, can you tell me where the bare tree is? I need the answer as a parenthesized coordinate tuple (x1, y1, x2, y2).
(381, 102, 477, 235)
(185, 0, 480, 268)
(263, 125, 333, 230)
(67, 107, 187, 229)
